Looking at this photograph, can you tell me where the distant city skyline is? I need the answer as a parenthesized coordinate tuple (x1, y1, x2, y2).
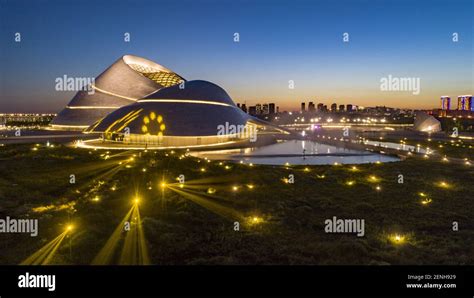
(0, 0, 472, 113)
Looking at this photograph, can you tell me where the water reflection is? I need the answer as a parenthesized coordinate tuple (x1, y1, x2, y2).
(192, 140, 400, 165)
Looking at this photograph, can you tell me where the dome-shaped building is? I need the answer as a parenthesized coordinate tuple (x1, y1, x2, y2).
(51, 55, 184, 130)
(83, 80, 285, 149)
(413, 111, 441, 132)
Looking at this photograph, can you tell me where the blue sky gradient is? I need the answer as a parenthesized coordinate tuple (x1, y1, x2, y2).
(0, 0, 472, 112)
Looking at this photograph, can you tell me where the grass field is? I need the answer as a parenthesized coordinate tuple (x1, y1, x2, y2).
(0, 143, 473, 265)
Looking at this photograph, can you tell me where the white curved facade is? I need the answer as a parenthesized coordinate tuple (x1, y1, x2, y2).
(50, 55, 184, 130)
(413, 112, 441, 132)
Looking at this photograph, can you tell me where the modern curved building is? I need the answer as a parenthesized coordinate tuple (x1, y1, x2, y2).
(82, 80, 286, 149)
(413, 111, 441, 132)
(50, 55, 184, 130)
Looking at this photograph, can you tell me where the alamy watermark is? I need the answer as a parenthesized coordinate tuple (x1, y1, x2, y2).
(380, 74, 420, 95)
(324, 216, 365, 237)
(0, 216, 38, 237)
(217, 122, 257, 142)
(55, 75, 95, 94)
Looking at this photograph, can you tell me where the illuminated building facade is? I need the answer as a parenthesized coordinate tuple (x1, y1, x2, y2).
(457, 95, 473, 111)
(82, 80, 286, 149)
(440, 96, 451, 110)
(50, 55, 184, 130)
(413, 111, 441, 132)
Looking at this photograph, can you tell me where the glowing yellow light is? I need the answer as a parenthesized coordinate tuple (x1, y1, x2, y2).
(225, 165, 230, 170)
(143, 116, 150, 124)
(141, 125, 148, 133)
(150, 112, 156, 120)
(285, 162, 290, 166)
(111, 186, 116, 191)
(219, 162, 223, 166)
(316, 174, 325, 179)
(247, 184, 254, 189)
(389, 234, 405, 244)
(346, 181, 355, 186)
(179, 184, 184, 188)
(66, 225, 74, 232)
(32, 147, 38, 151)
(304, 167, 310, 172)
(142, 168, 147, 172)
(232, 186, 238, 191)
(465, 161, 471, 166)
(160, 124, 166, 131)
(376, 185, 381, 191)
(157, 115, 163, 123)
(442, 157, 448, 162)
(375, 161, 381, 164)
(368, 175, 379, 182)
(419, 192, 426, 197)
(249, 163, 254, 167)
(333, 162, 339, 166)
(200, 168, 206, 172)
(207, 188, 216, 194)
(133, 197, 140, 204)
(160, 182, 166, 188)
(248, 216, 263, 225)
(92, 196, 100, 202)
(351, 166, 358, 171)
(438, 181, 450, 188)
(421, 198, 432, 205)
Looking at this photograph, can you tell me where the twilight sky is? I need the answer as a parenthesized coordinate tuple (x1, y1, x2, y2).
(0, 0, 472, 113)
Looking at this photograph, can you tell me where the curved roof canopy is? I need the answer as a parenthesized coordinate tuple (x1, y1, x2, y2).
(51, 55, 184, 129)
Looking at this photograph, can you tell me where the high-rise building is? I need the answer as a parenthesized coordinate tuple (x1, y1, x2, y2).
(317, 103, 324, 111)
(276, 106, 280, 113)
(269, 103, 275, 114)
(440, 96, 451, 110)
(331, 103, 337, 112)
(339, 104, 344, 112)
(301, 102, 306, 112)
(262, 104, 269, 115)
(346, 104, 353, 112)
(241, 104, 247, 113)
(237, 103, 241, 109)
(457, 95, 473, 111)
(248, 106, 257, 115)
(308, 102, 315, 112)
(256, 104, 262, 115)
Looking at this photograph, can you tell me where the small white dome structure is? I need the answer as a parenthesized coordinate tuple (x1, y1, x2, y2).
(413, 112, 441, 132)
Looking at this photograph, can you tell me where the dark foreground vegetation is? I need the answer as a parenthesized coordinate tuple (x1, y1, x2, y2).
(0, 143, 473, 265)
